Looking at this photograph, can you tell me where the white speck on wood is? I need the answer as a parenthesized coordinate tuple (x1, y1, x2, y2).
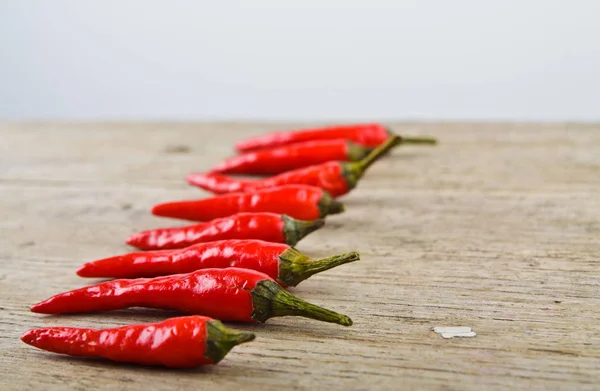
(433, 327, 477, 339)
(441, 332, 477, 339)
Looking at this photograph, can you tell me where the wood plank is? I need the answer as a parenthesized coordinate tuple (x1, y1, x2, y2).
(1, 122, 599, 390)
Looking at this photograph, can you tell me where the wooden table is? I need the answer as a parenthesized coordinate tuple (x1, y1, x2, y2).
(1, 122, 598, 390)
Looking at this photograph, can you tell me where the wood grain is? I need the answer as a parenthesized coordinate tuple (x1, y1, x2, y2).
(0, 122, 598, 391)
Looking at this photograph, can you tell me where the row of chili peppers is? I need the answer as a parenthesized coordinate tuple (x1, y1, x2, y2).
(21, 123, 436, 368)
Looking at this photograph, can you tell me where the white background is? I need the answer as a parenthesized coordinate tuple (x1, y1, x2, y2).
(1, 0, 599, 121)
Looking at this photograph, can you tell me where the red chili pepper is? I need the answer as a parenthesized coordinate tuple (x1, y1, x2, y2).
(212, 139, 374, 175)
(21, 316, 255, 368)
(30, 268, 353, 326)
(126, 212, 324, 251)
(152, 185, 344, 222)
(235, 123, 436, 152)
(188, 136, 400, 197)
(77, 239, 360, 286)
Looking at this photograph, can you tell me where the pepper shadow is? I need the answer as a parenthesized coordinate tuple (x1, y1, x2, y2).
(37, 352, 220, 374)
(35, 308, 181, 322)
(222, 318, 359, 340)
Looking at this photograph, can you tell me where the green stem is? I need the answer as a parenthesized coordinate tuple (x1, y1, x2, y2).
(282, 215, 325, 246)
(356, 135, 402, 173)
(251, 280, 353, 326)
(204, 320, 256, 364)
(396, 136, 438, 145)
(317, 190, 346, 217)
(327, 200, 345, 214)
(346, 140, 374, 161)
(341, 134, 437, 190)
(278, 250, 360, 286)
(303, 251, 360, 276)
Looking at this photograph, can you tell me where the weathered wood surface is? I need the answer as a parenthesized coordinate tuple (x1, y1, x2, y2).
(0, 122, 598, 391)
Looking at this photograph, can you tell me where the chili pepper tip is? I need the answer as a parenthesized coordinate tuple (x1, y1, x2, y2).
(20, 329, 35, 345)
(76, 262, 102, 277)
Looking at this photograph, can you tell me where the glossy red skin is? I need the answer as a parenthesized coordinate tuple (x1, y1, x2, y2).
(30, 268, 269, 322)
(21, 316, 214, 368)
(126, 212, 286, 250)
(77, 239, 287, 279)
(187, 162, 350, 198)
(152, 185, 325, 221)
(235, 123, 388, 152)
(213, 139, 352, 175)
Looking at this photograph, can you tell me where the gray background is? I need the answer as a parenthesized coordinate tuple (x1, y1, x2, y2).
(1, 0, 599, 121)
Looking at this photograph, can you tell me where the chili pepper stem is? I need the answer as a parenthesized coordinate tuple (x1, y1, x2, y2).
(396, 136, 438, 145)
(251, 280, 353, 326)
(355, 135, 402, 173)
(282, 215, 325, 246)
(346, 140, 374, 161)
(341, 135, 401, 190)
(205, 320, 256, 364)
(317, 190, 345, 217)
(386, 128, 437, 145)
(328, 200, 345, 214)
(278, 249, 360, 287)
